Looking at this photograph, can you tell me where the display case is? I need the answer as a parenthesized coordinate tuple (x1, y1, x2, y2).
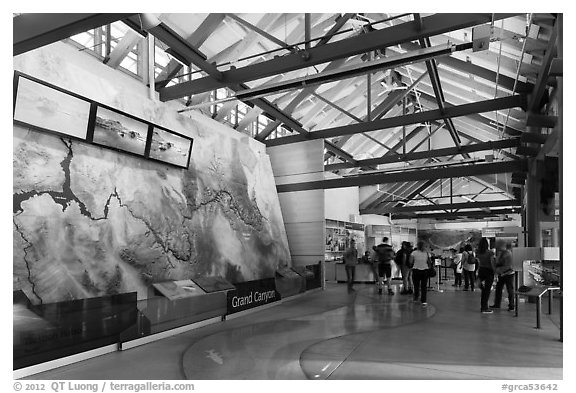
(130, 278, 230, 337)
(325, 219, 365, 261)
(523, 260, 561, 287)
(14, 291, 138, 370)
(293, 263, 322, 290)
(275, 267, 306, 298)
(366, 224, 416, 251)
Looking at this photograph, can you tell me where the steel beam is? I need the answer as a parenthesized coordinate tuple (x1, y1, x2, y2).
(432, 49, 533, 94)
(266, 95, 526, 146)
(311, 92, 363, 123)
(315, 14, 356, 46)
(227, 14, 297, 53)
(104, 29, 141, 68)
(147, 22, 222, 80)
(405, 124, 444, 154)
(324, 141, 357, 164)
(414, 15, 462, 152)
(529, 18, 558, 112)
(366, 179, 437, 210)
(14, 13, 135, 56)
(159, 13, 517, 99)
(154, 14, 225, 89)
(245, 94, 307, 134)
(361, 199, 520, 215)
(416, 90, 525, 137)
(391, 208, 519, 220)
(278, 160, 526, 192)
(326, 75, 428, 157)
(550, 58, 562, 77)
(325, 138, 520, 171)
(255, 58, 352, 141)
(235, 43, 471, 100)
(525, 114, 558, 129)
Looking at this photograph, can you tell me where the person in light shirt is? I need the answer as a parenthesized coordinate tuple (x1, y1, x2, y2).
(409, 241, 433, 307)
(452, 248, 464, 288)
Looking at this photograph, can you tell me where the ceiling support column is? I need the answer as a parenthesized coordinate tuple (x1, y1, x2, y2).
(525, 157, 542, 247)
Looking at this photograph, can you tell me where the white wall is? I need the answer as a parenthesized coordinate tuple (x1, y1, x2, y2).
(324, 186, 359, 222)
(361, 214, 391, 226)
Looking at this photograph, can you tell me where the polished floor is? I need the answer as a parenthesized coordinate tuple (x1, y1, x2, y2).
(24, 281, 562, 380)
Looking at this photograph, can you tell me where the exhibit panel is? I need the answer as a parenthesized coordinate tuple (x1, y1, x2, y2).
(14, 291, 138, 370)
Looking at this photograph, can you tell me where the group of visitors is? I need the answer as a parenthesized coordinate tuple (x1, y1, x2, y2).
(345, 237, 434, 306)
(450, 238, 515, 313)
(449, 245, 477, 291)
(343, 236, 517, 314)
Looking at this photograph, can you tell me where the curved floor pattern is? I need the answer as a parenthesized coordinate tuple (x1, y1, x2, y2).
(181, 287, 435, 379)
(23, 282, 561, 380)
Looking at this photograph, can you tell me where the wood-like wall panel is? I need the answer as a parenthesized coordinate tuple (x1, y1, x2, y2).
(284, 222, 325, 255)
(278, 190, 324, 223)
(267, 140, 325, 268)
(267, 139, 325, 177)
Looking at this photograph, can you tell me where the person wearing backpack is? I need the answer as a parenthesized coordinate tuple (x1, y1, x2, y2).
(373, 237, 395, 295)
(396, 242, 413, 295)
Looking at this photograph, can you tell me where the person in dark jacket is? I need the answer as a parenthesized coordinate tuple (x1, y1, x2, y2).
(491, 240, 515, 311)
(374, 237, 395, 295)
(397, 242, 413, 295)
(476, 237, 496, 313)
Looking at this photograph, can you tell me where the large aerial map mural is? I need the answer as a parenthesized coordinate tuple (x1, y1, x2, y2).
(13, 113, 291, 306)
(13, 42, 291, 307)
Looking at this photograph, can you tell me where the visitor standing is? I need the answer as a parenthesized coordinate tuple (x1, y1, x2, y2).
(491, 241, 515, 311)
(409, 241, 432, 306)
(343, 239, 358, 293)
(462, 244, 476, 291)
(452, 248, 464, 288)
(396, 242, 413, 295)
(476, 237, 496, 313)
(374, 237, 395, 295)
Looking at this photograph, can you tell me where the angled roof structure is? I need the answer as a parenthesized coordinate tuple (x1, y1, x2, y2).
(14, 12, 561, 221)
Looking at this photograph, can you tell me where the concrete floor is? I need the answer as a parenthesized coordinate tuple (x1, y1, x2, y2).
(23, 282, 562, 380)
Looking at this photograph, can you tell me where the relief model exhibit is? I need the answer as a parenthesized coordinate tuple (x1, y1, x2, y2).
(13, 44, 292, 307)
(418, 229, 482, 251)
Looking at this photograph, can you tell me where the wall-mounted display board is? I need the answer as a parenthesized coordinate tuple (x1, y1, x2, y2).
(13, 75, 91, 140)
(92, 106, 148, 156)
(193, 276, 236, 293)
(152, 280, 206, 301)
(149, 127, 193, 167)
(13, 71, 193, 169)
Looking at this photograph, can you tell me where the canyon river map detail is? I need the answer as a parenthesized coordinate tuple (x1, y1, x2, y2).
(13, 126, 291, 305)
